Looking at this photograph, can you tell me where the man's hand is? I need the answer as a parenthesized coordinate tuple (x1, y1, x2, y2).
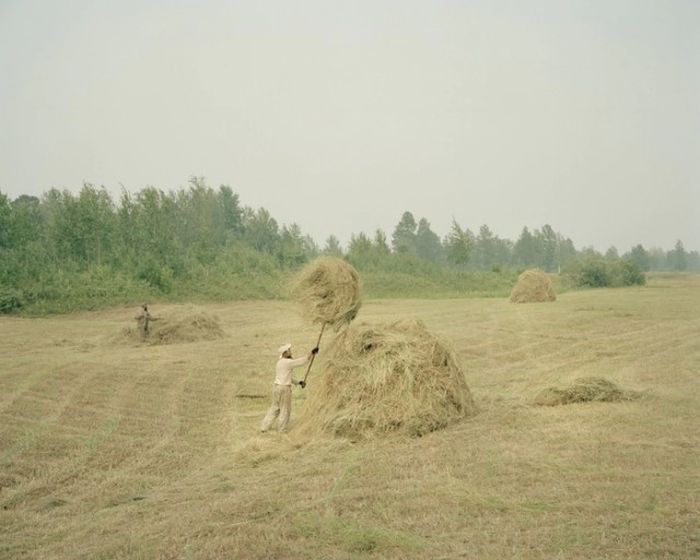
(311, 347, 319, 355)
(299, 380, 306, 389)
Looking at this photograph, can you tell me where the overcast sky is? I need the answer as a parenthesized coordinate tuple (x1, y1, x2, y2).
(1, 0, 698, 252)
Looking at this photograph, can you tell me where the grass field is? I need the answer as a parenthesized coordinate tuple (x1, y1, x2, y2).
(1, 275, 698, 559)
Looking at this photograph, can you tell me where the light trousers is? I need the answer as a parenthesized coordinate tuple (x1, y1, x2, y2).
(261, 384, 292, 432)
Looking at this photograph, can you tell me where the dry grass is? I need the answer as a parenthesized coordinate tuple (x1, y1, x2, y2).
(533, 376, 640, 406)
(117, 305, 225, 345)
(510, 268, 557, 303)
(290, 257, 362, 331)
(297, 318, 476, 438)
(1, 276, 699, 559)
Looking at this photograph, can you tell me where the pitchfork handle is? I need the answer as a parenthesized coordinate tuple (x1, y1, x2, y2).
(303, 323, 326, 383)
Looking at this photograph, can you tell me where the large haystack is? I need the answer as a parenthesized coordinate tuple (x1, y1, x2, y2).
(291, 257, 361, 331)
(533, 376, 638, 406)
(297, 319, 476, 438)
(510, 268, 556, 303)
(120, 307, 225, 345)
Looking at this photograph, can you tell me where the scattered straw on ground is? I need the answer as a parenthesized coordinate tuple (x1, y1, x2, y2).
(533, 376, 640, 406)
(296, 318, 476, 438)
(291, 257, 362, 331)
(119, 307, 225, 345)
(510, 268, 556, 303)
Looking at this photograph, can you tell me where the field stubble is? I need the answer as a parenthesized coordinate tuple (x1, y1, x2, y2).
(0, 275, 698, 559)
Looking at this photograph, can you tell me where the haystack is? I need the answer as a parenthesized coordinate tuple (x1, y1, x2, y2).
(510, 268, 556, 303)
(533, 376, 638, 406)
(121, 307, 224, 345)
(297, 319, 476, 438)
(291, 257, 361, 331)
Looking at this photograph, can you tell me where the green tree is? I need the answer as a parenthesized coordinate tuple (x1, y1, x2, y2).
(415, 218, 443, 262)
(391, 211, 417, 254)
(474, 225, 496, 270)
(627, 244, 650, 272)
(444, 219, 472, 268)
(668, 240, 688, 271)
(323, 235, 343, 256)
(218, 185, 244, 238)
(277, 223, 307, 267)
(374, 229, 390, 255)
(347, 232, 376, 268)
(9, 195, 42, 246)
(513, 227, 536, 268)
(0, 192, 12, 248)
(539, 224, 559, 272)
(605, 246, 619, 260)
(243, 207, 280, 254)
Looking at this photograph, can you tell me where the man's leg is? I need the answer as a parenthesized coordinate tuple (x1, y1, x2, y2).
(260, 385, 281, 432)
(277, 385, 292, 432)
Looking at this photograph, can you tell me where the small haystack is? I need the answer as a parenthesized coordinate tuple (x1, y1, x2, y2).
(533, 376, 639, 406)
(291, 257, 362, 331)
(297, 319, 476, 438)
(120, 307, 225, 345)
(510, 268, 556, 303)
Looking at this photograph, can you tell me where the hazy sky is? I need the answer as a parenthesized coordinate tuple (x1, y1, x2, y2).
(1, 0, 698, 252)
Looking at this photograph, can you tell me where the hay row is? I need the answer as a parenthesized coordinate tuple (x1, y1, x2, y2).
(533, 376, 640, 406)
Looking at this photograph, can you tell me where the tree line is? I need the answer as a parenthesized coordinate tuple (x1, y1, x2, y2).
(343, 210, 698, 274)
(0, 180, 697, 312)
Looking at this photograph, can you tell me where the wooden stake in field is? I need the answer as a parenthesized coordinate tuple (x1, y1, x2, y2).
(291, 257, 362, 385)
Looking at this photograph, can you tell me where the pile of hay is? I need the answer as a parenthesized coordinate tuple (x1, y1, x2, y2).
(291, 257, 362, 331)
(121, 307, 225, 345)
(298, 319, 476, 438)
(533, 376, 639, 406)
(510, 268, 556, 303)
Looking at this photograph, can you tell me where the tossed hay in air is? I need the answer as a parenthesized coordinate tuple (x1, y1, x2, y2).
(291, 257, 362, 331)
(121, 307, 224, 345)
(510, 268, 556, 303)
(533, 376, 639, 406)
(297, 319, 476, 438)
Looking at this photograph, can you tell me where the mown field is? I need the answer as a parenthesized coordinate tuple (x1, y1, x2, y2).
(1, 275, 698, 559)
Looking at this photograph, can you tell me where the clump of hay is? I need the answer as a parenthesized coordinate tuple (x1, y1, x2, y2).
(510, 268, 556, 303)
(297, 319, 476, 438)
(120, 307, 224, 345)
(291, 257, 362, 331)
(533, 376, 639, 406)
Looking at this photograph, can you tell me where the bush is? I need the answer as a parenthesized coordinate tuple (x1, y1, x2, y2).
(0, 285, 23, 313)
(565, 256, 646, 288)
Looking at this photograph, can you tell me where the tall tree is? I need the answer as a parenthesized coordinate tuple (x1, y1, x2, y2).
(540, 224, 559, 272)
(668, 240, 688, 271)
(444, 219, 472, 268)
(323, 235, 343, 256)
(415, 218, 443, 262)
(243, 207, 280, 254)
(513, 227, 536, 267)
(627, 244, 649, 271)
(374, 229, 390, 255)
(474, 224, 496, 270)
(391, 211, 417, 254)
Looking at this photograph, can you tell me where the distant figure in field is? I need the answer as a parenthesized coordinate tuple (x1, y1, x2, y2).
(134, 303, 158, 340)
(261, 343, 319, 433)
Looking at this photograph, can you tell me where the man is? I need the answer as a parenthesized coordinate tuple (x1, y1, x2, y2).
(134, 303, 158, 340)
(260, 343, 319, 433)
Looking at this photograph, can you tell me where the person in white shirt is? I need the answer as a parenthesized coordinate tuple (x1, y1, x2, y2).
(260, 343, 319, 432)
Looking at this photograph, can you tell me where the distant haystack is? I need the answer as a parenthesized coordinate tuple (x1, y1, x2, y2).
(120, 307, 224, 345)
(297, 319, 476, 438)
(533, 376, 639, 406)
(291, 257, 362, 331)
(510, 269, 556, 303)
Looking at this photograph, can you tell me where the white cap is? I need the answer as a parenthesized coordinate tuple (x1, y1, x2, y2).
(278, 343, 292, 356)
